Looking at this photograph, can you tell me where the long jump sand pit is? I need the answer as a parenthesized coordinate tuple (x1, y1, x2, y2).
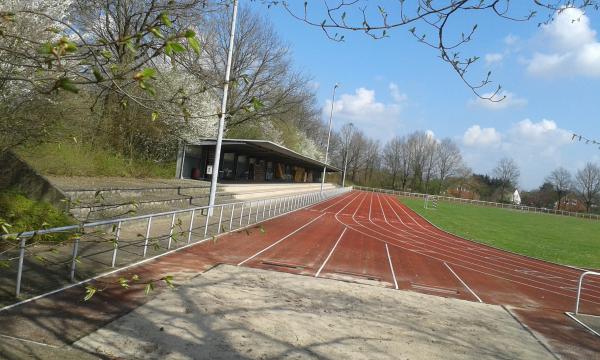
(75, 264, 552, 359)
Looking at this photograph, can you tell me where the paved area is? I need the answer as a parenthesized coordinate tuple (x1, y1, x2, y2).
(74, 264, 551, 360)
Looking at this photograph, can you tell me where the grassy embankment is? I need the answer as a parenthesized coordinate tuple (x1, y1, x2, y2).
(401, 197, 600, 269)
(0, 189, 73, 234)
(18, 142, 175, 178)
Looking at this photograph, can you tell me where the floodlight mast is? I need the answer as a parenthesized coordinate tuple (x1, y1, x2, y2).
(321, 83, 338, 192)
(208, 0, 239, 215)
(342, 123, 353, 187)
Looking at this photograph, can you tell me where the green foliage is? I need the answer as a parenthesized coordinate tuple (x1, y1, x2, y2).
(402, 197, 600, 269)
(0, 189, 73, 234)
(19, 142, 175, 178)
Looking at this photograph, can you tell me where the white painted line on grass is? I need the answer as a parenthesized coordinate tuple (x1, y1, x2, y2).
(444, 262, 483, 303)
(315, 227, 347, 278)
(386, 243, 399, 290)
(237, 213, 325, 266)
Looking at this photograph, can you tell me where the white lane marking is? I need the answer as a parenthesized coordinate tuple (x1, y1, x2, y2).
(318, 191, 359, 212)
(333, 194, 600, 304)
(379, 195, 600, 293)
(333, 191, 364, 216)
(0, 333, 60, 348)
(315, 227, 347, 277)
(386, 243, 399, 290)
(368, 192, 373, 220)
(237, 213, 325, 266)
(376, 193, 388, 223)
(337, 212, 600, 305)
(444, 262, 483, 303)
(351, 192, 369, 218)
(383, 194, 589, 284)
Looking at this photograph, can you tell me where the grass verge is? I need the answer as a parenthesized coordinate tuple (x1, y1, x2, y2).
(18, 142, 175, 178)
(401, 197, 600, 269)
(0, 189, 73, 234)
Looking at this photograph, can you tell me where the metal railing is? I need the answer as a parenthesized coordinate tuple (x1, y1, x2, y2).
(1, 186, 351, 300)
(575, 271, 600, 315)
(353, 186, 600, 220)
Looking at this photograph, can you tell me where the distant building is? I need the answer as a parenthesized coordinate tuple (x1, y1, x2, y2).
(175, 138, 340, 183)
(511, 190, 521, 205)
(447, 186, 480, 200)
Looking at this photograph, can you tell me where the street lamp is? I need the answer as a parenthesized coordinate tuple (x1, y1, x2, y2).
(321, 83, 339, 192)
(342, 123, 353, 188)
(207, 0, 239, 215)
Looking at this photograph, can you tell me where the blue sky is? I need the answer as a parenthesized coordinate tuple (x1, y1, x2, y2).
(252, 2, 600, 190)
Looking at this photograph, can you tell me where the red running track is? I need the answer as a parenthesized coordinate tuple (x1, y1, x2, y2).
(193, 190, 600, 358)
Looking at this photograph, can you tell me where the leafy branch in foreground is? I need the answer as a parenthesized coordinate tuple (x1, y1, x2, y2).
(83, 274, 175, 301)
(264, 0, 599, 100)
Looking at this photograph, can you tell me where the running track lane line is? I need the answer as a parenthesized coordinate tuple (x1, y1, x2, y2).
(237, 213, 326, 266)
(314, 227, 348, 278)
(376, 193, 600, 297)
(380, 195, 600, 298)
(444, 262, 483, 303)
(385, 243, 399, 290)
(334, 196, 600, 306)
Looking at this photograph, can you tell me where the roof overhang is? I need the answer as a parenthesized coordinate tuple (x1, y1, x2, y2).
(187, 138, 341, 172)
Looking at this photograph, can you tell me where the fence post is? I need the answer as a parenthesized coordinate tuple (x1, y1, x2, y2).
(15, 237, 26, 297)
(143, 216, 152, 257)
(255, 200, 260, 222)
(239, 203, 245, 227)
(229, 204, 235, 231)
(247, 201, 252, 225)
(217, 205, 224, 234)
(204, 208, 211, 237)
(111, 221, 122, 268)
(187, 210, 195, 244)
(168, 213, 176, 249)
(69, 236, 80, 282)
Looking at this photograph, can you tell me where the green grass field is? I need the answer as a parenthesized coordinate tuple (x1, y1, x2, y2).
(401, 197, 600, 269)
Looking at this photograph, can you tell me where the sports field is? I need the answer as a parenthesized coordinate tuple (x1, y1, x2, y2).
(402, 197, 600, 269)
(1, 190, 599, 359)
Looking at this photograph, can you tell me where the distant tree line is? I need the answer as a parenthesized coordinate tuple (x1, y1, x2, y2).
(522, 163, 600, 213)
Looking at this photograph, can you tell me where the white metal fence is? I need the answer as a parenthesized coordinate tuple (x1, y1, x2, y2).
(353, 186, 600, 220)
(0, 187, 351, 302)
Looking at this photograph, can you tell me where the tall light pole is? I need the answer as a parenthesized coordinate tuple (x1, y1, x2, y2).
(208, 0, 239, 215)
(321, 83, 338, 192)
(342, 123, 353, 188)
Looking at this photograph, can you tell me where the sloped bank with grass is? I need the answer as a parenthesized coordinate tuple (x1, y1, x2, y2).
(0, 189, 73, 235)
(401, 197, 600, 269)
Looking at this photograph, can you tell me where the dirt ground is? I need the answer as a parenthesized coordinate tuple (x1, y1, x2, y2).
(74, 264, 553, 360)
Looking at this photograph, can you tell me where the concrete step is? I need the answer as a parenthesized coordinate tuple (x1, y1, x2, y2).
(48, 176, 339, 221)
(221, 183, 337, 200)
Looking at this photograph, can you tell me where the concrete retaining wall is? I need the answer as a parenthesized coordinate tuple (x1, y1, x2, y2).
(0, 150, 68, 210)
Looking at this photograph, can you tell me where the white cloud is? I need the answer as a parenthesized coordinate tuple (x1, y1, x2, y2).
(324, 86, 403, 140)
(463, 125, 502, 147)
(526, 7, 600, 77)
(388, 82, 408, 103)
(504, 34, 519, 46)
(469, 91, 527, 110)
(484, 53, 504, 65)
(461, 119, 575, 189)
(327, 88, 388, 119)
